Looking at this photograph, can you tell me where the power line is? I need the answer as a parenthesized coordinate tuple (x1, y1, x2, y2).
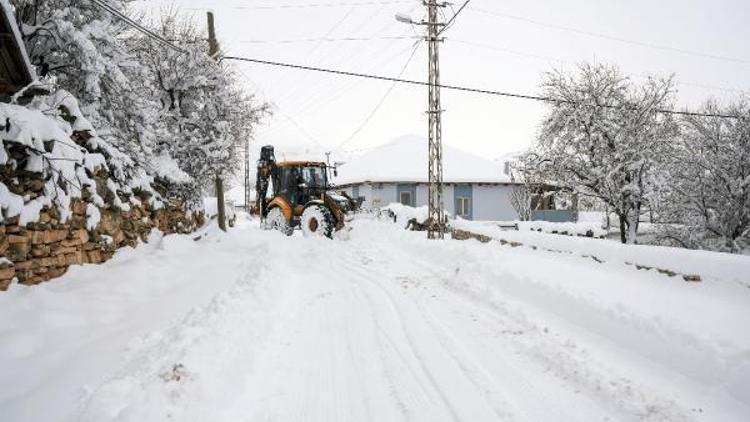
(186, 1, 412, 11)
(438, 0, 471, 36)
(336, 41, 422, 149)
(237, 35, 420, 44)
(221, 55, 744, 119)
(452, 39, 750, 95)
(90, 0, 185, 53)
(467, 6, 750, 65)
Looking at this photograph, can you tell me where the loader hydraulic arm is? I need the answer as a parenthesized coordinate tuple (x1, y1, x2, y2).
(256, 145, 276, 218)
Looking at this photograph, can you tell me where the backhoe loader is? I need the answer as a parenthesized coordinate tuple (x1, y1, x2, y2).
(256, 145, 350, 238)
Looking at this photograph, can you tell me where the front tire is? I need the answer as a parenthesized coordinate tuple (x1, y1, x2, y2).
(264, 207, 293, 236)
(301, 205, 335, 238)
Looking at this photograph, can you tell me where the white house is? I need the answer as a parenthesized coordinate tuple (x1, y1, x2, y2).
(333, 135, 521, 221)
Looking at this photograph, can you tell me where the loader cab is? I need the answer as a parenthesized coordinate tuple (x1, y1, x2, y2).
(273, 161, 329, 208)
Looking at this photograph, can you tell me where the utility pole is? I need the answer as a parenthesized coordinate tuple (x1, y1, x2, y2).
(244, 138, 250, 211)
(207, 11, 227, 231)
(426, 1, 446, 239)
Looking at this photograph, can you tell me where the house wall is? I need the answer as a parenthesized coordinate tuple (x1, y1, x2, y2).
(369, 183, 397, 209)
(346, 182, 518, 221)
(473, 185, 519, 221)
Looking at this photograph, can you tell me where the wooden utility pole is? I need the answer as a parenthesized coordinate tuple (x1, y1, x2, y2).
(426, 1, 446, 239)
(207, 11, 227, 231)
(244, 138, 250, 211)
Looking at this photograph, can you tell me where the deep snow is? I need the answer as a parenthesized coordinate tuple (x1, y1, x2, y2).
(1, 214, 749, 421)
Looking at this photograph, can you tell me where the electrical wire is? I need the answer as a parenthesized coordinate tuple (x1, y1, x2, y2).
(452, 39, 750, 95)
(468, 6, 750, 65)
(201, 1, 414, 10)
(237, 35, 420, 44)
(438, 0, 471, 36)
(221, 55, 745, 119)
(336, 40, 422, 149)
(90, 0, 185, 53)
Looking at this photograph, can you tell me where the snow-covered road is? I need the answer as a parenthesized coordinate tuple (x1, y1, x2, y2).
(2, 215, 749, 421)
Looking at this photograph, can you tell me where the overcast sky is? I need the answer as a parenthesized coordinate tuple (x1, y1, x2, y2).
(133, 0, 749, 163)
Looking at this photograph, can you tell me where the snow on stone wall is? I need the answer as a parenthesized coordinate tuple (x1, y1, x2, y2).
(0, 92, 202, 289)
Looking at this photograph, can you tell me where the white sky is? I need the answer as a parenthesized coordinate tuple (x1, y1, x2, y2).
(133, 0, 750, 163)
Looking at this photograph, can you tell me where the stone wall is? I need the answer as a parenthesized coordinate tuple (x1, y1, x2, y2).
(0, 173, 203, 291)
(0, 199, 203, 290)
(0, 93, 205, 291)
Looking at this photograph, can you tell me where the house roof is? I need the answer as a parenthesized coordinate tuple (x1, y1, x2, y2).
(334, 134, 515, 185)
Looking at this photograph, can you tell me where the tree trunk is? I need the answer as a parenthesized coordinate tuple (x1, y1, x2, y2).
(618, 214, 627, 244)
(625, 209, 640, 245)
(215, 176, 226, 232)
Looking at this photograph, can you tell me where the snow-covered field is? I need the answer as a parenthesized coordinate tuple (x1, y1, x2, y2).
(1, 214, 749, 421)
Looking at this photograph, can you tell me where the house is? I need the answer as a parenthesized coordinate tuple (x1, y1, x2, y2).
(0, 1, 35, 100)
(333, 135, 522, 221)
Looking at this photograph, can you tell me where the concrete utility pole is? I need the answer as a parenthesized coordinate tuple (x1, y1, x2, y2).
(426, 1, 446, 239)
(207, 11, 227, 231)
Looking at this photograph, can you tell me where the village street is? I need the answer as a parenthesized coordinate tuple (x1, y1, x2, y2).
(2, 215, 749, 422)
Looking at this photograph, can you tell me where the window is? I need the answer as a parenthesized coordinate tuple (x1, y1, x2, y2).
(457, 197, 471, 217)
(300, 166, 326, 188)
(400, 191, 413, 206)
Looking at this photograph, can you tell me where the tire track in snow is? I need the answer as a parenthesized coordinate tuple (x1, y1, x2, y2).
(337, 248, 507, 422)
(342, 245, 592, 421)
(336, 246, 446, 419)
(372, 238, 694, 421)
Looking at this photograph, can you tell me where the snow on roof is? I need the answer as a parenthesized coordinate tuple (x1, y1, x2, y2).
(334, 134, 514, 185)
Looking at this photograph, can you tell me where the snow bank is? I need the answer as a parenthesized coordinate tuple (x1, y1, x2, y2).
(0, 222, 256, 422)
(203, 197, 236, 220)
(455, 219, 750, 287)
(380, 203, 429, 223)
(355, 219, 750, 419)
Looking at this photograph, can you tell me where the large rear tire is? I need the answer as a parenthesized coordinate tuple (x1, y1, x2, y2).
(301, 205, 335, 238)
(264, 207, 293, 236)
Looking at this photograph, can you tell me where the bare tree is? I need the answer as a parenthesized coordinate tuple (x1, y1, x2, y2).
(526, 63, 678, 244)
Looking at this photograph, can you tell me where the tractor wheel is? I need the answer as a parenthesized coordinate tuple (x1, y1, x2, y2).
(301, 205, 335, 238)
(265, 207, 293, 236)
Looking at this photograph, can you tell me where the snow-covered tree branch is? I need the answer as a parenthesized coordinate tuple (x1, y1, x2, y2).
(658, 97, 750, 253)
(525, 63, 679, 244)
(9, 1, 269, 204)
